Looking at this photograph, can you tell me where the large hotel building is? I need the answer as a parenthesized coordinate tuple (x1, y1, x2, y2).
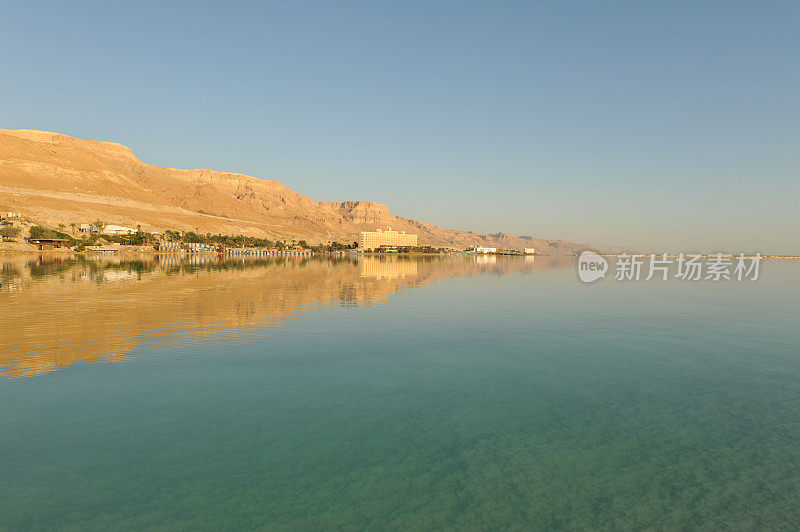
(359, 227, 418, 251)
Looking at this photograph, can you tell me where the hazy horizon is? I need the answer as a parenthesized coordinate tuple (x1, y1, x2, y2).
(2, 1, 798, 254)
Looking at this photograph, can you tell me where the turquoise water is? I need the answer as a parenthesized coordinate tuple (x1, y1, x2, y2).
(1, 255, 799, 529)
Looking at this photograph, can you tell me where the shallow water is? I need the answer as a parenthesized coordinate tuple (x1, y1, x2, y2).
(1, 254, 799, 529)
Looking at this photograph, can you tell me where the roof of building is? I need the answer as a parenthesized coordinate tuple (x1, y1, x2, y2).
(28, 238, 70, 243)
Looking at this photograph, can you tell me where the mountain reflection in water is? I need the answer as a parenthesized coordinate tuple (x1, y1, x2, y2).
(0, 254, 571, 378)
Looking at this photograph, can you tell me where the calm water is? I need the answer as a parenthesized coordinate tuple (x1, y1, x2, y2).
(1, 254, 799, 529)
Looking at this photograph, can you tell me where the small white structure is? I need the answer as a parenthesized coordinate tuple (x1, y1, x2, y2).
(186, 242, 217, 252)
(79, 223, 102, 233)
(103, 225, 136, 235)
(159, 242, 183, 252)
(524, 248, 536, 255)
(475, 247, 497, 254)
(6, 212, 21, 218)
(85, 244, 121, 253)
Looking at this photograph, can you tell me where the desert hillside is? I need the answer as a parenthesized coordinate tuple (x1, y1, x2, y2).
(0, 129, 591, 252)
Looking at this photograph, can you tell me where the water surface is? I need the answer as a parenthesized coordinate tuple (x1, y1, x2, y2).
(1, 254, 798, 529)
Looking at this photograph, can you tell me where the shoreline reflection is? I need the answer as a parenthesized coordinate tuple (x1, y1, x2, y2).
(1, 254, 573, 377)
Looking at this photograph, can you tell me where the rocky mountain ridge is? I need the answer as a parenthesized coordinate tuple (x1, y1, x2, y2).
(0, 129, 596, 253)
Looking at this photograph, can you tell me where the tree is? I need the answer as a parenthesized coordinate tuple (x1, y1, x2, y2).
(69, 222, 76, 234)
(93, 220, 104, 232)
(29, 226, 56, 239)
(184, 231, 204, 243)
(58, 223, 66, 231)
(0, 226, 21, 241)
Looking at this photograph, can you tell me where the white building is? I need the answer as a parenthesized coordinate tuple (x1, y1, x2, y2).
(524, 248, 535, 254)
(159, 242, 183, 252)
(79, 223, 100, 233)
(103, 225, 137, 235)
(474, 247, 497, 254)
(186, 242, 217, 252)
(85, 244, 121, 253)
(359, 227, 418, 251)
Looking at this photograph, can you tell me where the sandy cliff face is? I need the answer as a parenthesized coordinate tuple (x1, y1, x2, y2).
(321, 201, 394, 225)
(0, 129, 593, 252)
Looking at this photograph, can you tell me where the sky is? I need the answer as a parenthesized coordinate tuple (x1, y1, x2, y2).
(1, 1, 798, 253)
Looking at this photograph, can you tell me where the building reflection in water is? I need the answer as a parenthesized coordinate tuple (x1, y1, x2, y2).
(0, 254, 571, 378)
(360, 257, 418, 280)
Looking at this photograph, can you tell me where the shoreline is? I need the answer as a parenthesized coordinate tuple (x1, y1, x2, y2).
(1, 248, 797, 260)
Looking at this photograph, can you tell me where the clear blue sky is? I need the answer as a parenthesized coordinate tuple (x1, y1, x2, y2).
(2, 1, 798, 253)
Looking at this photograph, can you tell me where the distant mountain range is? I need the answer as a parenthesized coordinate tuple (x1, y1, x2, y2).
(0, 129, 604, 253)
